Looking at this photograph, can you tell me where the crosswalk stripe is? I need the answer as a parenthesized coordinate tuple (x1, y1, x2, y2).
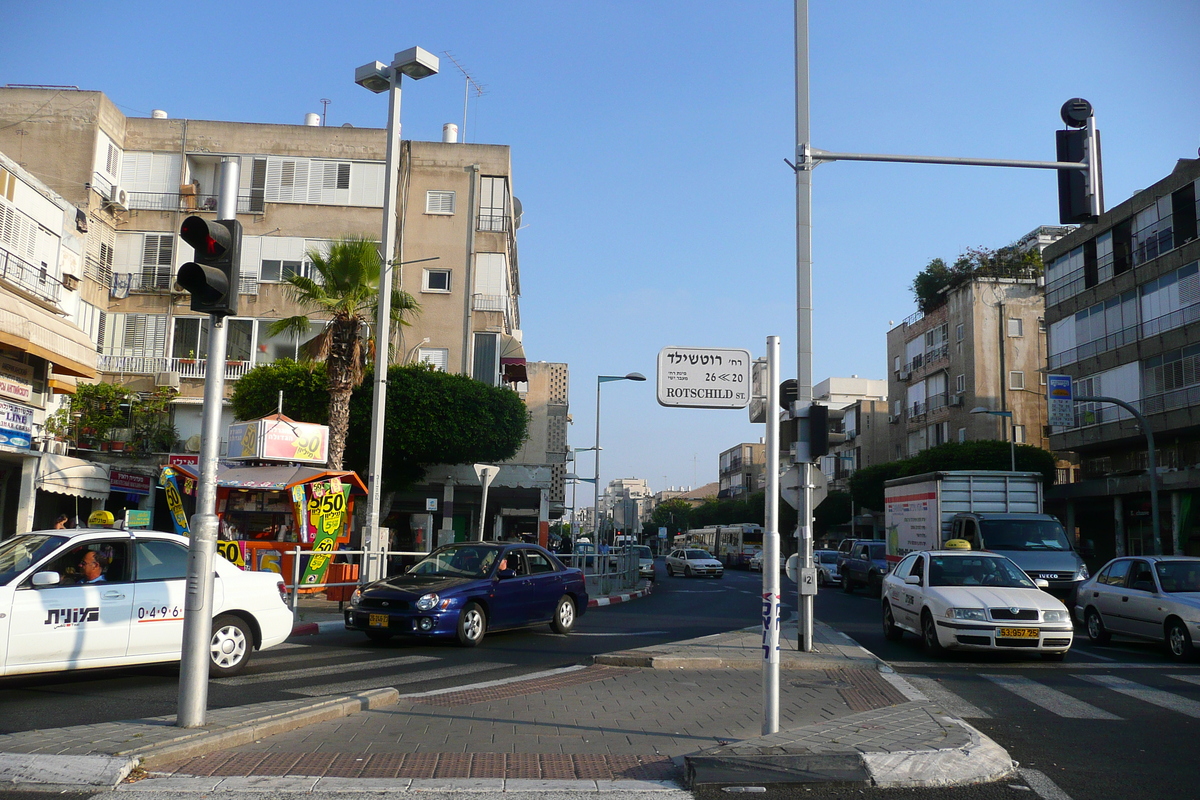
(1169, 674, 1200, 688)
(216, 654, 439, 686)
(982, 674, 1120, 719)
(1082, 674, 1200, 718)
(285, 661, 512, 697)
(901, 675, 991, 719)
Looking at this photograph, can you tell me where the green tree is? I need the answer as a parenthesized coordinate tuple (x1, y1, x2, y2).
(911, 246, 1043, 314)
(230, 360, 331, 424)
(649, 498, 692, 536)
(267, 236, 419, 469)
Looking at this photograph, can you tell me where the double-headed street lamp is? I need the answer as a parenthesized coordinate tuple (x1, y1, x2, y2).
(593, 373, 646, 545)
(970, 406, 1016, 471)
(356, 47, 438, 583)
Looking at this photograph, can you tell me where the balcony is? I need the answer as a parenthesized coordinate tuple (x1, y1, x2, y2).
(97, 355, 254, 381)
(127, 191, 263, 215)
(0, 246, 64, 305)
(477, 215, 510, 233)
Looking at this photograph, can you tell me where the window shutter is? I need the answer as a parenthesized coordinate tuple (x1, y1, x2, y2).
(426, 190, 455, 214)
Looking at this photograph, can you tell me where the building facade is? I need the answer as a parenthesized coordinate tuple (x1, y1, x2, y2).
(718, 441, 766, 498)
(1044, 158, 1200, 562)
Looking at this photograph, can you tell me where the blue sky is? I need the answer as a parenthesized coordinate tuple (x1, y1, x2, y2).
(5, 1, 1199, 497)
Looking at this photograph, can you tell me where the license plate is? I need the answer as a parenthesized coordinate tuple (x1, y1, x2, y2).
(998, 627, 1039, 638)
(369, 614, 389, 628)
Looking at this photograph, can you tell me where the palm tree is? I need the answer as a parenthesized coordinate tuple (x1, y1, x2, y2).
(267, 236, 419, 469)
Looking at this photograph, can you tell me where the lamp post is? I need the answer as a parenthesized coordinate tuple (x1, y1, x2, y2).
(970, 406, 1016, 471)
(593, 373, 646, 547)
(566, 472, 597, 546)
(356, 47, 438, 583)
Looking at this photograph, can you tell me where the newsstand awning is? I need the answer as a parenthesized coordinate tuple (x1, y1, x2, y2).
(171, 464, 367, 494)
(36, 453, 110, 500)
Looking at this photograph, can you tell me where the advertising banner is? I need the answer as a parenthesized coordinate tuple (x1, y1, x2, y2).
(299, 479, 350, 588)
(0, 400, 33, 449)
(158, 466, 190, 535)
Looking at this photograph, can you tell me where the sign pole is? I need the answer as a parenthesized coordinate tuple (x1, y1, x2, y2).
(762, 336, 781, 734)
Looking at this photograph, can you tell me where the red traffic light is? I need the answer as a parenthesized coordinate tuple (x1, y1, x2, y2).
(180, 216, 231, 258)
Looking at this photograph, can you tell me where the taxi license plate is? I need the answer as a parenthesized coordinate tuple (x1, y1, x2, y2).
(998, 627, 1039, 638)
(369, 614, 389, 628)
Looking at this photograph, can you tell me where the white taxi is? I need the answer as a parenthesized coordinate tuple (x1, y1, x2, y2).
(0, 527, 293, 677)
(881, 550, 1073, 661)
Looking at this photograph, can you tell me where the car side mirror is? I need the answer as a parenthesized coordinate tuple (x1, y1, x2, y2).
(32, 571, 62, 587)
(496, 568, 517, 580)
(904, 574, 921, 586)
(1035, 578, 1050, 589)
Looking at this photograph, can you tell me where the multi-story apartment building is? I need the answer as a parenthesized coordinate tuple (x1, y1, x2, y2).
(718, 441, 766, 498)
(885, 230, 1063, 463)
(0, 86, 566, 543)
(813, 376, 888, 482)
(0, 150, 101, 534)
(1044, 158, 1200, 562)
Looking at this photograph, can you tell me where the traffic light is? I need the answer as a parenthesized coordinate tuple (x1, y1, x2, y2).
(1056, 98, 1102, 224)
(807, 403, 846, 459)
(177, 216, 241, 316)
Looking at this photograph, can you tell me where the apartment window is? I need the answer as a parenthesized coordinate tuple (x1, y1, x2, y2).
(1007, 318, 1023, 337)
(141, 234, 174, 290)
(958, 427, 967, 443)
(955, 373, 965, 393)
(261, 260, 308, 282)
(173, 317, 253, 361)
(1009, 371, 1025, 390)
(423, 268, 451, 292)
(955, 323, 964, 342)
(478, 177, 509, 232)
(1012, 425, 1026, 444)
(249, 158, 267, 213)
(472, 332, 499, 386)
(0, 166, 13, 200)
(426, 190, 455, 215)
(417, 347, 449, 371)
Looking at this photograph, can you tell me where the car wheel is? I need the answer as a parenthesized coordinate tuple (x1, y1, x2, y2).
(550, 596, 576, 634)
(882, 602, 903, 642)
(1042, 652, 1067, 662)
(365, 629, 392, 643)
(209, 614, 253, 677)
(1166, 618, 1196, 661)
(921, 610, 944, 655)
(841, 575, 854, 594)
(666, 564, 674, 577)
(1085, 608, 1111, 645)
(684, 566, 693, 578)
(457, 602, 487, 647)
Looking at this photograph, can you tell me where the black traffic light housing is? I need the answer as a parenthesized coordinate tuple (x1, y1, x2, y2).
(807, 403, 846, 459)
(177, 216, 241, 317)
(1056, 98, 1102, 225)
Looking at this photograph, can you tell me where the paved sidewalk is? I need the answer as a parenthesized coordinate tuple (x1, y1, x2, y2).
(0, 591, 1015, 793)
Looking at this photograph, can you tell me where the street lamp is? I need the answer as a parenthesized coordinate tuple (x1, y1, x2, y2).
(970, 406, 1016, 471)
(566, 471, 597, 545)
(593, 373, 646, 546)
(358, 46, 439, 584)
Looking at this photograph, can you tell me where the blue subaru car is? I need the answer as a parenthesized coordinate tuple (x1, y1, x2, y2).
(345, 542, 588, 646)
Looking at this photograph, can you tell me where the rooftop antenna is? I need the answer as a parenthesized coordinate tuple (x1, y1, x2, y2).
(442, 51, 487, 143)
(319, 98, 331, 126)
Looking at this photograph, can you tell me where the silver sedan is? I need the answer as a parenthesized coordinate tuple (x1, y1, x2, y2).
(1073, 556, 1200, 660)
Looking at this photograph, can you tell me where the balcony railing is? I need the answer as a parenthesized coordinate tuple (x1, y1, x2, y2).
(0, 246, 64, 305)
(1048, 303, 1200, 369)
(473, 293, 507, 312)
(127, 191, 263, 215)
(477, 214, 510, 233)
(97, 355, 254, 381)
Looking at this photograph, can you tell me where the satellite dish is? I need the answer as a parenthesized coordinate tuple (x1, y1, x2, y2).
(185, 434, 202, 452)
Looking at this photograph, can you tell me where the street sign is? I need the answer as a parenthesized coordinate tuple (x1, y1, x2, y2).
(749, 357, 767, 423)
(1047, 374, 1074, 427)
(657, 346, 751, 409)
(780, 465, 828, 510)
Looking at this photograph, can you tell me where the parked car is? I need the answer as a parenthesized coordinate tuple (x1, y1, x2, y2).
(816, 549, 841, 586)
(665, 548, 724, 578)
(0, 527, 293, 678)
(841, 540, 889, 596)
(345, 542, 588, 647)
(881, 549, 1073, 661)
(572, 541, 619, 571)
(633, 545, 655, 581)
(1073, 555, 1200, 660)
(748, 550, 786, 572)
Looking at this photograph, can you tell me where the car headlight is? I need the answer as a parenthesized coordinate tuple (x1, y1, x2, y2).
(947, 608, 987, 621)
(415, 592, 440, 611)
(350, 588, 362, 605)
(1043, 609, 1070, 623)
(1076, 565, 1089, 580)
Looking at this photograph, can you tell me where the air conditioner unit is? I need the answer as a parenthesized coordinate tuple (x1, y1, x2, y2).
(155, 371, 181, 389)
(107, 185, 129, 210)
(887, 414, 900, 424)
(948, 394, 964, 407)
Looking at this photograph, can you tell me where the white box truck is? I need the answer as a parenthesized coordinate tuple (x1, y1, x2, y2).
(884, 471, 1088, 600)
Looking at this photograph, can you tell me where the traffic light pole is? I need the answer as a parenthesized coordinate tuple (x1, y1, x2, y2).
(762, 336, 781, 734)
(177, 158, 239, 728)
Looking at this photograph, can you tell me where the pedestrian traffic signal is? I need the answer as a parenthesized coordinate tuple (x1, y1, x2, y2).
(177, 216, 241, 316)
(807, 403, 846, 459)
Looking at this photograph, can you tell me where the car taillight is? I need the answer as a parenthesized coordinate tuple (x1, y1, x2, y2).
(277, 581, 288, 602)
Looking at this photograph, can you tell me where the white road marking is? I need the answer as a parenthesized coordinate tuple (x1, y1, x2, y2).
(398, 665, 588, 698)
(216, 654, 439, 686)
(1169, 674, 1200, 688)
(982, 674, 1120, 719)
(1019, 767, 1075, 800)
(902, 675, 991, 718)
(285, 661, 512, 697)
(1064, 647, 1117, 661)
(537, 630, 670, 637)
(1083, 674, 1200, 718)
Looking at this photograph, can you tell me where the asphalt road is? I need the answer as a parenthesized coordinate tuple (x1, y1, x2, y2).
(814, 582, 1200, 800)
(0, 563, 782, 734)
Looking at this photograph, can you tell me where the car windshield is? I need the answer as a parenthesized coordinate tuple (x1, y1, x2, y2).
(1155, 561, 1200, 593)
(867, 544, 886, 559)
(0, 533, 67, 586)
(633, 546, 652, 559)
(818, 551, 837, 564)
(685, 549, 713, 560)
(979, 519, 1072, 551)
(928, 555, 1035, 588)
(408, 544, 501, 578)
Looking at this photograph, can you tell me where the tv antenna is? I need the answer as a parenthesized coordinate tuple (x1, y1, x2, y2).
(319, 98, 331, 127)
(442, 51, 487, 143)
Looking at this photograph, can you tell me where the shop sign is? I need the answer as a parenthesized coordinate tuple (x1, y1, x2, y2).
(169, 453, 199, 467)
(111, 470, 153, 495)
(0, 400, 33, 449)
(125, 509, 151, 528)
(227, 419, 329, 465)
(0, 359, 33, 403)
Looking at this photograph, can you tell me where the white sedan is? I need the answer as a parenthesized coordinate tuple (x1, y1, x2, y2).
(748, 551, 785, 572)
(881, 550, 1073, 661)
(0, 527, 294, 677)
(665, 548, 724, 578)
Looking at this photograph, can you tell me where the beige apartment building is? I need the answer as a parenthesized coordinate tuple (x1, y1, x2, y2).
(0, 86, 566, 542)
